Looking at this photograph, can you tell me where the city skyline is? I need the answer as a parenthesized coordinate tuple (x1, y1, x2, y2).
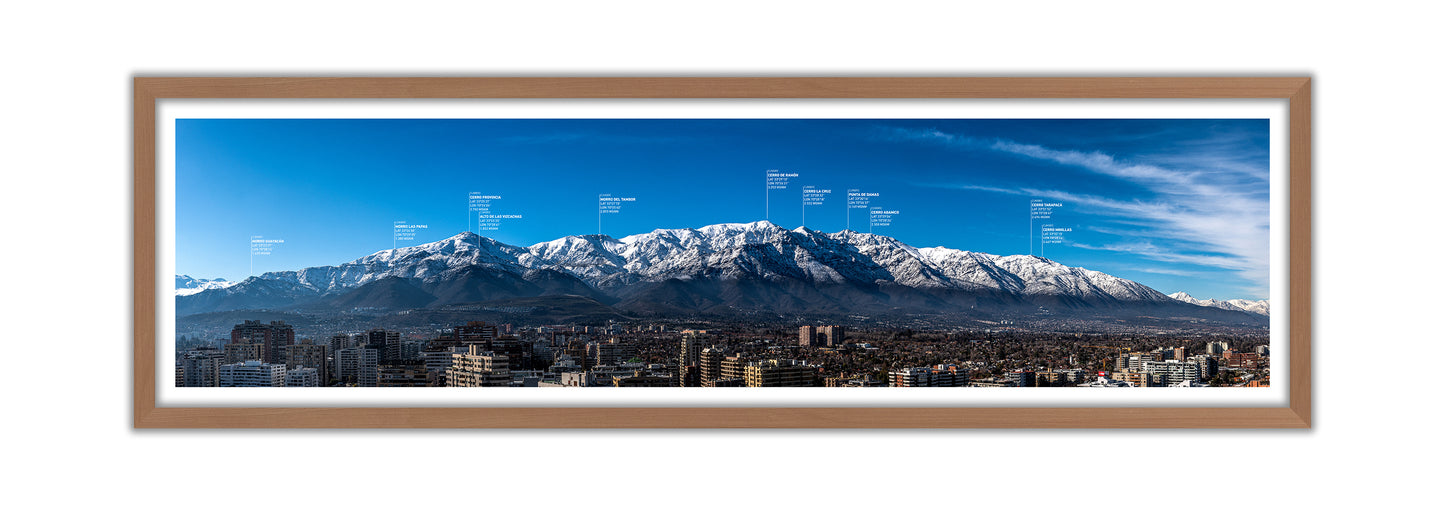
(177, 318, 1270, 389)
(177, 118, 1270, 300)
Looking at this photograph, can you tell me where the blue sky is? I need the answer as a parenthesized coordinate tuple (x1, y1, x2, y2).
(176, 118, 1270, 300)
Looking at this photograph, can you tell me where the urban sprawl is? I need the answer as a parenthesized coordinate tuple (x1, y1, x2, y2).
(175, 319, 1270, 389)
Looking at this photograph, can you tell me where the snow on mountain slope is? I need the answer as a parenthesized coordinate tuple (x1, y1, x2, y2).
(1169, 292, 1270, 315)
(258, 232, 527, 292)
(1225, 299, 1271, 315)
(175, 275, 236, 296)
(916, 247, 1023, 292)
(180, 221, 1240, 311)
(994, 255, 1171, 302)
(519, 234, 628, 280)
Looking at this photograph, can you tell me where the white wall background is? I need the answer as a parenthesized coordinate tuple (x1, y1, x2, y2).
(1, 1, 1436, 503)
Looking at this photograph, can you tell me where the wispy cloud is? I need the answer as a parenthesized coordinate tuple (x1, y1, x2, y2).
(1130, 267, 1209, 278)
(887, 126, 1270, 297)
(1085, 263, 1209, 278)
(1070, 241, 1257, 273)
(990, 140, 1198, 187)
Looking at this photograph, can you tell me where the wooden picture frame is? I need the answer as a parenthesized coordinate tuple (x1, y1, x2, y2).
(134, 77, 1311, 428)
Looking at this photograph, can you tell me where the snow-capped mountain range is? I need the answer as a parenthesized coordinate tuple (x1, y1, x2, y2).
(175, 221, 1266, 322)
(1168, 292, 1270, 316)
(175, 275, 236, 296)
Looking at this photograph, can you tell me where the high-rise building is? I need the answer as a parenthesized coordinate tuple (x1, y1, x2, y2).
(433, 321, 528, 370)
(1120, 353, 1154, 372)
(563, 340, 593, 371)
(532, 340, 556, 363)
(336, 346, 379, 387)
(286, 341, 329, 385)
(219, 361, 286, 387)
(421, 345, 469, 383)
(1221, 350, 1262, 370)
(1190, 355, 1219, 379)
(678, 365, 700, 388)
(399, 338, 426, 361)
(367, 328, 402, 362)
(720, 355, 748, 381)
(284, 367, 319, 387)
(454, 321, 499, 346)
(1143, 360, 1202, 387)
(676, 331, 711, 387)
(798, 326, 819, 347)
(589, 340, 634, 367)
(743, 359, 818, 387)
(889, 364, 968, 387)
(1114, 354, 1131, 372)
(179, 348, 225, 387)
(800, 326, 846, 347)
(223, 342, 266, 365)
(700, 347, 725, 385)
(329, 333, 357, 359)
(489, 337, 531, 371)
(230, 320, 295, 364)
(447, 345, 510, 387)
(1206, 341, 1230, 355)
(818, 326, 846, 347)
(378, 360, 438, 387)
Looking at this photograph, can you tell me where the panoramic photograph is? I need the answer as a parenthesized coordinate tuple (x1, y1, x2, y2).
(173, 118, 1272, 389)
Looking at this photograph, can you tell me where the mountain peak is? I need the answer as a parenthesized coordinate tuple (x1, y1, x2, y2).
(1000, 254, 1056, 265)
(438, 230, 522, 249)
(532, 233, 621, 251)
(1169, 291, 1202, 304)
(696, 220, 784, 235)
